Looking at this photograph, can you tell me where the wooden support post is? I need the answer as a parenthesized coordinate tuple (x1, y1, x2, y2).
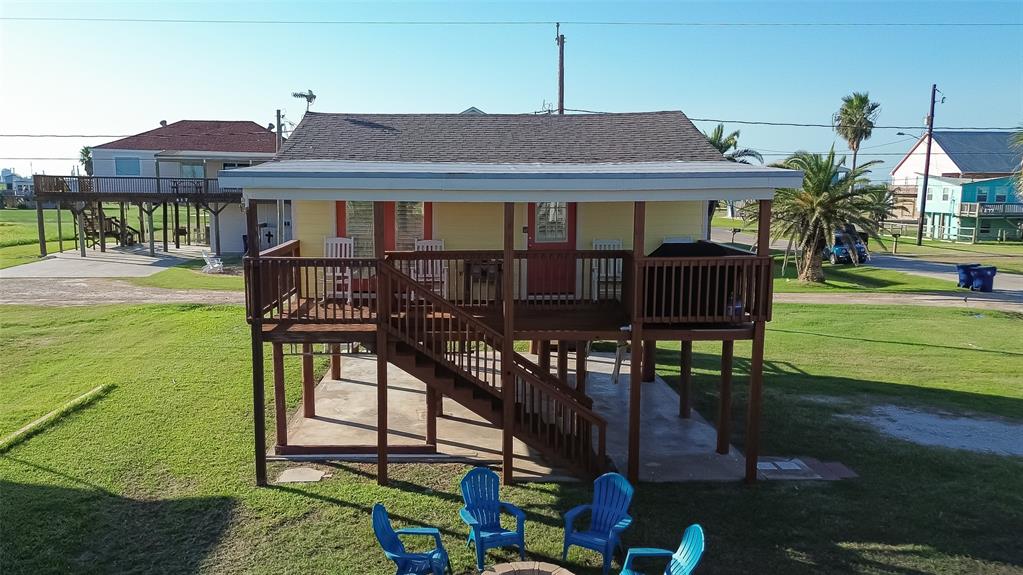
(119, 202, 126, 245)
(557, 340, 569, 383)
(330, 344, 342, 380)
(246, 201, 267, 486)
(642, 339, 656, 382)
(627, 201, 646, 483)
(98, 203, 106, 252)
(72, 205, 79, 251)
(186, 202, 191, 244)
(575, 340, 587, 393)
(212, 203, 223, 256)
(679, 340, 693, 418)
(162, 202, 169, 252)
(745, 322, 766, 483)
(77, 207, 87, 258)
(374, 201, 389, 485)
(35, 201, 47, 257)
(272, 343, 287, 448)
(426, 387, 438, 445)
(173, 201, 180, 249)
(138, 204, 145, 243)
(717, 340, 733, 455)
(146, 203, 155, 256)
(302, 343, 315, 418)
(501, 202, 516, 484)
(538, 340, 551, 372)
(745, 199, 772, 484)
(56, 206, 64, 252)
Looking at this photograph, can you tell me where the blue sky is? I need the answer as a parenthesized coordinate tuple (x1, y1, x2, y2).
(1, 0, 1020, 179)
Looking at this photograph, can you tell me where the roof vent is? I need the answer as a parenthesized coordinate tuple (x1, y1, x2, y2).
(268, 123, 275, 131)
(159, 120, 168, 127)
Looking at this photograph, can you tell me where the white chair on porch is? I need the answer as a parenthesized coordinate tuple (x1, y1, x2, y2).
(590, 238, 623, 302)
(411, 239, 447, 296)
(324, 237, 354, 303)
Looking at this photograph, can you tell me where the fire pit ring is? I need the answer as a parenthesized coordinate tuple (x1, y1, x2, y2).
(482, 561, 575, 575)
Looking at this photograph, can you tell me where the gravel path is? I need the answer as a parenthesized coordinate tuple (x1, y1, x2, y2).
(0, 278, 244, 306)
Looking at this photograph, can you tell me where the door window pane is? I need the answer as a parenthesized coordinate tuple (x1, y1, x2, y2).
(345, 201, 375, 257)
(535, 202, 568, 242)
(114, 157, 141, 176)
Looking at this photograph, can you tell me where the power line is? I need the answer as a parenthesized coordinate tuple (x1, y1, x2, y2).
(687, 117, 1018, 131)
(2, 16, 1020, 27)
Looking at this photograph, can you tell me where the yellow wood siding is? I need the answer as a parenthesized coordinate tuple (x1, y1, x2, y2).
(285, 197, 703, 256)
(291, 200, 335, 257)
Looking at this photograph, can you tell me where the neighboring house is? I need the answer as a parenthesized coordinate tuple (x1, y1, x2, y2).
(219, 111, 803, 486)
(1, 168, 34, 196)
(916, 175, 1022, 241)
(890, 131, 1023, 221)
(90, 120, 284, 252)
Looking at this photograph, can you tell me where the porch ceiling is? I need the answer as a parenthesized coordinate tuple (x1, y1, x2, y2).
(220, 159, 803, 203)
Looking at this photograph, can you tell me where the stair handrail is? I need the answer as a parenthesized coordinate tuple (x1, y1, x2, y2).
(509, 362, 607, 433)
(512, 351, 593, 408)
(380, 262, 602, 418)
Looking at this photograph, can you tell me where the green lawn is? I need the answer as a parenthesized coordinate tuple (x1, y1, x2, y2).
(124, 256, 245, 291)
(878, 235, 1023, 275)
(1, 304, 1021, 573)
(772, 261, 957, 293)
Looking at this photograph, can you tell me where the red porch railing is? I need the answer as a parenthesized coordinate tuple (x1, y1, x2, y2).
(637, 256, 773, 323)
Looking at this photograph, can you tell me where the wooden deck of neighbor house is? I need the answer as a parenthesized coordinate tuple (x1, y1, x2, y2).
(243, 200, 775, 487)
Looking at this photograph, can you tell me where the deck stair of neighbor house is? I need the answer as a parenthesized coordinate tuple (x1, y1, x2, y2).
(80, 203, 138, 248)
(378, 262, 608, 477)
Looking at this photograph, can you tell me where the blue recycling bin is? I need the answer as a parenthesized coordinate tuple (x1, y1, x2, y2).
(956, 263, 982, 288)
(970, 266, 997, 292)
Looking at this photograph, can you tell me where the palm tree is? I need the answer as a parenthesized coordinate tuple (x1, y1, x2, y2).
(703, 123, 763, 164)
(79, 146, 93, 176)
(833, 92, 880, 190)
(750, 149, 891, 282)
(702, 123, 764, 224)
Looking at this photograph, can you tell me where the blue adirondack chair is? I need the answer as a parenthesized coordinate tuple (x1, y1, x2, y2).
(372, 503, 453, 575)
(458, 467, 527, 571)
(620, 524, 705, 575)
(562, 472, 635, 575)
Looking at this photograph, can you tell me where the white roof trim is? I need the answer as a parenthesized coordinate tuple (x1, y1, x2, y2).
(221, 160, 802, 203)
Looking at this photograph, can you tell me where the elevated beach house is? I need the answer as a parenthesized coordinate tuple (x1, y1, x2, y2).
(218, 111, 803, 486)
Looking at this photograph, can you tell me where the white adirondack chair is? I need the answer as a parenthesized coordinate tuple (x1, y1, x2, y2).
(590, 238, 623, 302)
(411, 239, 447, 296)
(201, 250, 224, 274)
(324, 237, 354, 303)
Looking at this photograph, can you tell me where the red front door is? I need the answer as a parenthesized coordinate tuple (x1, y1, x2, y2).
(526, 202, 577, 296)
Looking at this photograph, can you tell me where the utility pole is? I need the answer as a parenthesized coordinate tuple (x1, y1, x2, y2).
(275, 109, 283, 153)
(916, 83, 938, 246)
(556, 23, 565, 115)
(275, 109, 285, 244)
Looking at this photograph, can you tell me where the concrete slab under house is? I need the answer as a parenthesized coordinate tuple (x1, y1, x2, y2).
(218, 110, 804, 487)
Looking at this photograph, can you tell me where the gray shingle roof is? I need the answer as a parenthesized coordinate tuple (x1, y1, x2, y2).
(276, 111, 725, 163)
(932, 131, 1022, 175)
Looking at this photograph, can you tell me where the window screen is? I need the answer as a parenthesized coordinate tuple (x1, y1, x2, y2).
(180, 162, 204, 178)
(345, 201, 375, 257)
(395, 202, 424, 251)
(114, 157, 141, 176)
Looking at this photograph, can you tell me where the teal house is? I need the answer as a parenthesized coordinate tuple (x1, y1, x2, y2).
(916, 175, 1022, 241)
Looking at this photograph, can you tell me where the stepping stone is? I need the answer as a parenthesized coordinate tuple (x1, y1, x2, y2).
(277, 467, 326, 483)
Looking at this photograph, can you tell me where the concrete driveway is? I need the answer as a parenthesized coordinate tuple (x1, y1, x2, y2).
(0, 245, 206, 278)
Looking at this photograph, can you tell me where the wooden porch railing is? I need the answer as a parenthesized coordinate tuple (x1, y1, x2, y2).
(248, 247, 771, 326)
(385, 249, 631, 308)
(959, 202, 1023, 217)
(637, 256, 773, 324)
(33, 175, 238, 197)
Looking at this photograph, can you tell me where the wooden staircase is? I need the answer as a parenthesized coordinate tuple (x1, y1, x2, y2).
(81, 204, 139, 248)
(379, 262, 608, 477)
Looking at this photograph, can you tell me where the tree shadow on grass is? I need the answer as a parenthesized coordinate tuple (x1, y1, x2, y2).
(0, 475, 235, 575)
